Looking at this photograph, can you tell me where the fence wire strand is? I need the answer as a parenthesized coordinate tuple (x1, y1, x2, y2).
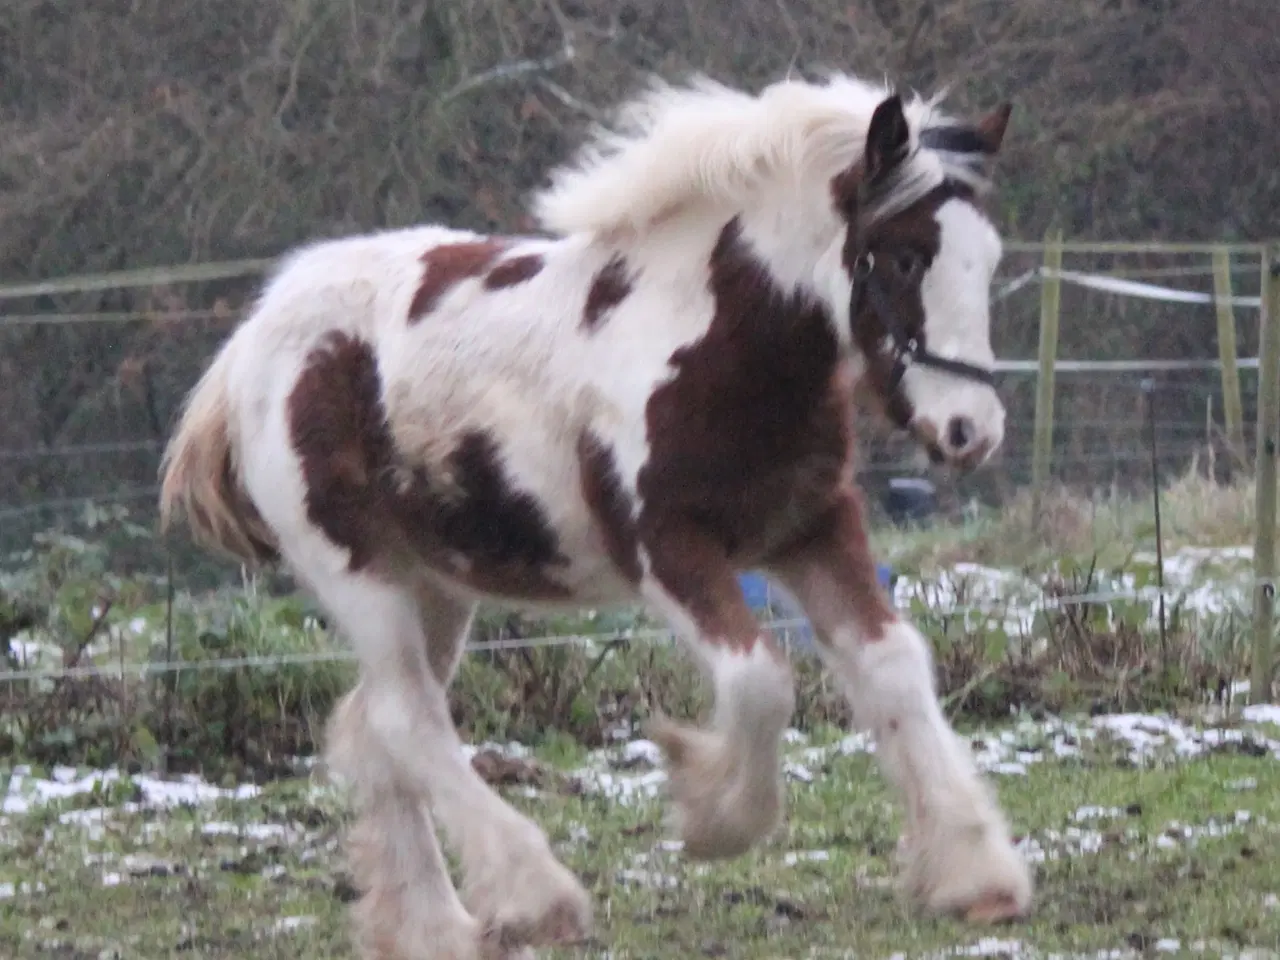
(2, 244, 1274, 696)
(4, 580, 1267, 685)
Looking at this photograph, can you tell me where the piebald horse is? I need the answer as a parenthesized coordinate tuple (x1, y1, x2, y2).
(160, 70, 1032, 958)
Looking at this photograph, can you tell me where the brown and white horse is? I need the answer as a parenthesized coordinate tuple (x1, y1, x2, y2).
(160, 70, 1031, 958)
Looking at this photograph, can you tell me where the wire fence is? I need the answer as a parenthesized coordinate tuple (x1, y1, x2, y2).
(0, 246, 1266, 535)
(1, 240, 1275, 694)
(2, 571, 1270, 685)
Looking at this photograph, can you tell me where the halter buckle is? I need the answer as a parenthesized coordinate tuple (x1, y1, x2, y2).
(853, 251, 875, 279)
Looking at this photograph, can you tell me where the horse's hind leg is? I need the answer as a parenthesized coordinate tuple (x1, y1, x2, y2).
(326, 682, 485, 960)
(310, 562, 592, 954)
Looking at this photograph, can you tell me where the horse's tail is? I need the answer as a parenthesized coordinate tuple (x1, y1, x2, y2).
(159, 334, 279, 565)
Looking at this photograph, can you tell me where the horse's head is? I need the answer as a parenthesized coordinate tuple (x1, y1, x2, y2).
(832, 93, 1012, 471)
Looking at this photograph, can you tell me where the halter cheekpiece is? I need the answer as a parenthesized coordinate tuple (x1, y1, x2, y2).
(848, 249, 996, 403)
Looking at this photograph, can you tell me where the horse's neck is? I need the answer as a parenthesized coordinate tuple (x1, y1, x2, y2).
(620, 196, 847, 336)
(740, 200, 843, 290)
(578, 199, 852, 412)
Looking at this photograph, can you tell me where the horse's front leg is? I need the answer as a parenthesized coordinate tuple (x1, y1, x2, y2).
(767, 488, 1033, 923)
(640, 530, 797, 860)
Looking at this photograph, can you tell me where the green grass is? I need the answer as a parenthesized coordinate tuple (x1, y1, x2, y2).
(3, 466, 1274, 779)
(3, 713, 1280, 959)
(2, 466, 1279, 957)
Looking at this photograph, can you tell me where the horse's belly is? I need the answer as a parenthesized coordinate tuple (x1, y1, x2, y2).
(378, 369, 644, 609)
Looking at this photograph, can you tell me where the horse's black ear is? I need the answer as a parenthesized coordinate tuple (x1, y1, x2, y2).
(974, 102, 1013, 154)
(865, 93, 912, 184)
(919, 103, 1013, 159)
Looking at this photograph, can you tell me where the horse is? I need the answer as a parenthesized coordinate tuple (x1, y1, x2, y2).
(159, 68, 1032, 959)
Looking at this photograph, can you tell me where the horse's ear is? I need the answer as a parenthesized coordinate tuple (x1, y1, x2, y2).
(865, 93, 912, 184)
(973, 102, 1013, 155)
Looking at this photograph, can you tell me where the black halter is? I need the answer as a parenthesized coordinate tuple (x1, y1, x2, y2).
(848, 249, 997, 401)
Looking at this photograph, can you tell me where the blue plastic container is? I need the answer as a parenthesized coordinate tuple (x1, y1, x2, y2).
(738, 566, 892, 649)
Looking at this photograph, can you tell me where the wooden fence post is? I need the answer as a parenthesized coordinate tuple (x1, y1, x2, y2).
(1212, 247, 1246, 465)
(1031, 229, 1064, 495)
(1251, 243, 1280, 706)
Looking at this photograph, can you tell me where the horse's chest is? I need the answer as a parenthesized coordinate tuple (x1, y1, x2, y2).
(636, 391, 851, 563)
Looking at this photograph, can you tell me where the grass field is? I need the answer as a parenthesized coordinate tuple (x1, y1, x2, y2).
(3, 466, 1279, 958)
(4, 706, 1280, 959)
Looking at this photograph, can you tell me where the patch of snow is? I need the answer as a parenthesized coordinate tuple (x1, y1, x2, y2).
(1242, 704, 1280, 727)
(782, 849, 831, 866)
(3, 767, 259, 817)
(1094, 713, 1280, 763)
(273, 915, 317, 933)
(620, 739, 662, 767)
(1151, 815, 1261, 851)
(615, 868, 679, 889)
(888, 544, 1257, 637)
(1071, 805, 1125, 822)
(572, 766, 667, 804)
(0, 879, 45, 900)
(1017, 826, 1107, 864)
(569, 706, 1280, 803)
(783, 761, 815, 783)
(200, 820, 290, 841)
(458, 740, 531, 762)
(119, 853, 181, 877)
(5, 635, 60, 663)
(950, 710, 1280, 778)
(58, 807, 112, 839)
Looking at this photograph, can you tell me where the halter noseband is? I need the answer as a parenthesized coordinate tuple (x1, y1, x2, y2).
(848, 249, 996, 417)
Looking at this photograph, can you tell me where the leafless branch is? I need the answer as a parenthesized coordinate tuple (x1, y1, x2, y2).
(535, 78, 607, 124)
(438, 42, 576, 105)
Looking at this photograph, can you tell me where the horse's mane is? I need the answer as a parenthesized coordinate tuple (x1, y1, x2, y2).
(530, 71, 991, 239)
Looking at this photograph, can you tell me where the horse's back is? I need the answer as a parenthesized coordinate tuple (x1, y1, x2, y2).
(244, 225, 485, 349)
(221, 223, 640, 607)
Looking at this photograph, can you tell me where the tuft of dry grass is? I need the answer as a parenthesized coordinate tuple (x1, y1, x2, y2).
(4, 472, 1270, 778)
(1161, 452, 1258, 547)
(877, 461, 1266, 572)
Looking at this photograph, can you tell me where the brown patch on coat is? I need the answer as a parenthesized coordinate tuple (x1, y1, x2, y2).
(408, 239, 508, 322)
(287, 332, 397, 572)
(636, 217, 853, 646)
(415, 431, 571, 598)
(767, 487, 898, 643)
(484, 253, 545, 290)
(644, 528, 774, 653)
(577, 430, 642, 584)
(581, 254, 633, 332)
(286, 331, 570, 599)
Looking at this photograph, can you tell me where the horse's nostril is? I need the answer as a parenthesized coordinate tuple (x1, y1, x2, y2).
(946, 416, 975, 452)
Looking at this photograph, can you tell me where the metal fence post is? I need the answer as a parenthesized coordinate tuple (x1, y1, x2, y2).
(1031, 229, 1064, 496)
(1212, 246, 1246, 465)
(1250, 243, 1280, 705)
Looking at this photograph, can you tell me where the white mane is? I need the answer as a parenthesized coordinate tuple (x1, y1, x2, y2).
(530, 71, 987, 239)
